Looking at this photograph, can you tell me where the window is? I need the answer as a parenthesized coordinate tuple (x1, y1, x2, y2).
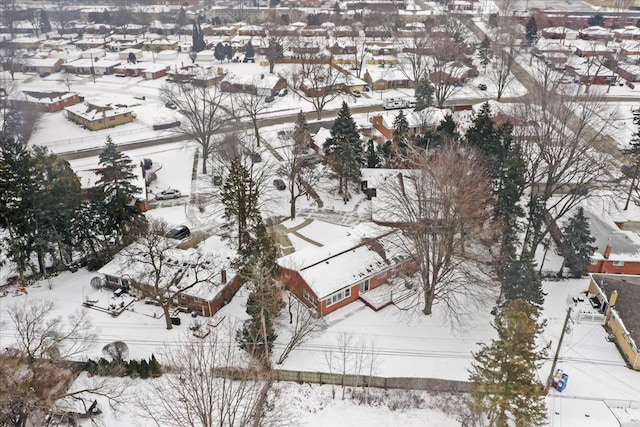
(359, 279, 370, 293)
(612, 260, 625, 266)
(105, 275, 119, 285)
(590, 259, 598, 265)
(303, 289, 316, 304)
(326, 287, 352, 307)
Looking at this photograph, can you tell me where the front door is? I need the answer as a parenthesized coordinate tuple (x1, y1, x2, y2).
(359, 279, 370, 294)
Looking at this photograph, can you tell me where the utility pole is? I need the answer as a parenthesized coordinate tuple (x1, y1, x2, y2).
(546, 306, 572, 393)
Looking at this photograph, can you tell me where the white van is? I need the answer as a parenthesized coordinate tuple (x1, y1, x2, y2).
(383, 98, 405, 110)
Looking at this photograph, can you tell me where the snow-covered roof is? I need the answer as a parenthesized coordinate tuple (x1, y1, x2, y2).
(99, 235, 235, 302)
(278, 224, 406, 298)
(65, 102, 132, 121)
(23, 90, 77, 104)
(376, 107, 449, 130)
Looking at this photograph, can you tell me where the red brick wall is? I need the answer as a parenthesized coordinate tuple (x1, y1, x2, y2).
(589, 260, 640, 275)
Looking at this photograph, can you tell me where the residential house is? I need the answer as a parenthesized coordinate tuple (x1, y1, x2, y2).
(564, 56, 616, 85)
(117, 48, 144, 61)
(220, 72, 286, 96)
(22, 90, 81, 112)
(8, 37, 40, 49)
(192, 66, 224, 87)
(371, 107, 449, 140)
(585, 207, 640, 275)
(363, 66, 413, 90)
(98, 240, 241, 317)
(532, 40, 573, 65)
(587, 274, 640, 370)
(579, 26, 614, 41)
(107, 38, 144, 52)
(62, 58, 121, 75)
(22, 57, 64, 74)
(541, 26, 578, 40)
(616, 63, 640, 82)
(614, 26, 640, 41)
(65, 101, 134, 131)
(143, 38, 179, 52)
(74, 38, 108, 50)
(619, 40, 640, 58)
(278, 225, 414, 316)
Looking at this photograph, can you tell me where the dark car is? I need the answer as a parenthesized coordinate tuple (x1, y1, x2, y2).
(166, 225, 190, 240)
(478, 83, 487, 91)
(265, 95, 275, 103)
(165, 101, 178, 109)
(273, 179, 286, 190)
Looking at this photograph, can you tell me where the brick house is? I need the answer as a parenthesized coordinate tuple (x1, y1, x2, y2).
(278, 227, 414, 316)
(587, 274, 640, 370)
(221, 73, 286, 96)
(99, 243, 241, 317)
(22, 90, 81, 112)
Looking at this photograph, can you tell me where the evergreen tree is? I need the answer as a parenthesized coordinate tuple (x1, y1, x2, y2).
(149, 354, 162, 377)
(192, 21, 205, 52)
(587, 13, 605, 27)
(224, 44, 233, 61)
(323, 102, 363, 200)
(221, 158, 261, 251)
(245, 39, 255, 59)
(525, 16, 539, 46)
(127, 359, 139, 377)
(415, 76, 433, 111)
(466, 102, 501, 176)
(478, 35, 491, 72)
(139, 359, 149, 379)
(95, 137, 144, 250)
(502, 250, 544, 307)
(177, 7, 188, 27)
(214, 42, 225, 62)
(561, 207, 596, 278)
(468, 299, 548, 427)
(40, 10, 51, 33)
(365, 139, 380, 168)
(392, 110, 409, 158)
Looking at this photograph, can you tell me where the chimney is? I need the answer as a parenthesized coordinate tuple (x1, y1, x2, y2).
(604, 244, 612, 259)
(221, 269, 227, 284)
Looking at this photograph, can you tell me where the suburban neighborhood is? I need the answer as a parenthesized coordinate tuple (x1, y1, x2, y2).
(2, 0, 640, 426)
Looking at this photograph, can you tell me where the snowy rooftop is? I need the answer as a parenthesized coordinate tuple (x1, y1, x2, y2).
(278, 223, 406, 298)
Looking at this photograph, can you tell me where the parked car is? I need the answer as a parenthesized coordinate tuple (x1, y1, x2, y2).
(39, 72, 51, 78)
(352, 90, 362, 97)
(155, 188, 182, 200)
(265, 95, 275, 103)
(273, 179, 286, 190)
(165, 101, 177, 109)
(166, 225, 190, 240)
(477, 83, 487, 91)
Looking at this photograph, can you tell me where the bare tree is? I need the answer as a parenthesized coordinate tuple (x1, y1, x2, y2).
(102, 341, 129, 362)
(348, 29, 368, 79)
(7, 299, 95, 360)
(277, 130, 322, 219)
(232, 88, 268, 147)
(0, 46, 25, 81)
(285, 59, 341, 120)
(161, 83, 231, 174)
(515, 66, 621, 255)
(488, 29, 517, 101)
(398, 30, 432, 85)
(276, 292, 324, 364)
(138, 325, 264, 427)
(263, 31, 285, 74)
(122, 219, 223, 330)
(0, 0, 19, 39)
(379, 146, 498, 321)
(427, 37, 468, 107)
(0, 352, 128, 427)
(53, 2, 78, 35)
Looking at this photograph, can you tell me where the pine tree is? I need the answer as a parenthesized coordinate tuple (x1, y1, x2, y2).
(214, 42, 225, 62)
(245, 39, 255, 59)
(149, 354, 162, 377)
(139, 359, 149, 379)
(587, 13, 604, 27)
(95, 137, 144, 249)
(224, 44, 233, 61)
(468, 299, 548, 427)
(221, 158, 261, 251)
(479, 35, 491, 72)
(466, 102, 502, 177)
(415, 76, 433, 111)
(525, 16, 539, 46)
(365, 139, 380, 168)
(127, 359, 139, 378)
(561, 207, 596, 278)
(392, 110, 410, 158)
(323, 102, 363, 200)
(502, 250, 544, 307)
(192, 21, 205, 52)
(40, 10, 51, 33)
